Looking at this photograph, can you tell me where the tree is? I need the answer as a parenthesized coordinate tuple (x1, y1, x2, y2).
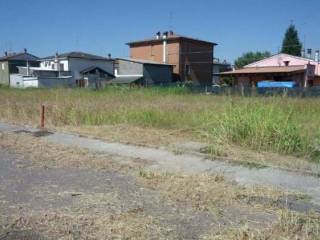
(281, 24, 302, 56)
(234, 51, 271, 69)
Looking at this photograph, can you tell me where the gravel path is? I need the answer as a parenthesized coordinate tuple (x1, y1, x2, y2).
(0, 149, 222, 239)
(1, 122, 319, 205)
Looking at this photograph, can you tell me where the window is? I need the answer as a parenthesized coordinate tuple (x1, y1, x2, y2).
(51, 64, 55, 70)
(1, 63, 5, 70)
(60, 64, 64, 71)
(185, 64, 191, 76)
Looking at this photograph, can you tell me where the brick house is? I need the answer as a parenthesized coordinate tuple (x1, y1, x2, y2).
(127, 31, 217, 85)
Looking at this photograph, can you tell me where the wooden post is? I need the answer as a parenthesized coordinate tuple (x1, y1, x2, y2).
(40, 104, 45, 129)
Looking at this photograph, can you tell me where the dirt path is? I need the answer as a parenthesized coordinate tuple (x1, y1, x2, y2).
(0, 149, 223, 239)
(1, 122, 319, 205)
(0, 133, 281, 239)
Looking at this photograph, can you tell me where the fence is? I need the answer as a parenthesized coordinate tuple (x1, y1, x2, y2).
(152, 82, 320, 97)
(210, 86, 320, 97)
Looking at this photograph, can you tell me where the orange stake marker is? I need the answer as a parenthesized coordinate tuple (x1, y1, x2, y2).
(40, 104, 45, 129)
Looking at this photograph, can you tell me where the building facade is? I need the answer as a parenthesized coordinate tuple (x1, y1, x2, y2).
(80, 66, 114, 88)
(127, 31, 217, 85)
(212, 58, 232, 84)
(111, 58, 173, 85)
(10, 52, 114, 89)
(244, 53, 320, 86)
(40, 52, 114, 83)
(0, 50, 39, 85)
(221, 53, 320, 87)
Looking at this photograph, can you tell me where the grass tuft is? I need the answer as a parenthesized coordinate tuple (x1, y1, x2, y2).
(216, 102, 305, 154)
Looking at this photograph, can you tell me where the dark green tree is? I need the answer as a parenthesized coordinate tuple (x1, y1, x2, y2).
(234, 51, 271, 69)
(281, 24, 302, 56)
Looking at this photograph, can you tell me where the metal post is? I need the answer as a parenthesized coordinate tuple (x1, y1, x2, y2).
(40, 104, 45, 129)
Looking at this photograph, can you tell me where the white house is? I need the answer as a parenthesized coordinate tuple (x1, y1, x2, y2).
(40, 52, 114, 87)
(11, 51, 115, 88)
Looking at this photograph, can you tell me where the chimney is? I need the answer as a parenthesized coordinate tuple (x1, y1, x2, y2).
(55, 52, 60, 73)
(169, 30, 174, 36)
(315, 50, 319, 62)
(26, 60, 30, 76)
(24, 48, 27, 53)
(4, 51, 8, 56)
(55, 52, 59, 62)
(162, 31, 168, 39)
(162, 32, 168, 63)
(156, 32, 161, 40)
(108, 53, 112, 59)
(284, 60, 290, 66)
(307, 49, 312, 59)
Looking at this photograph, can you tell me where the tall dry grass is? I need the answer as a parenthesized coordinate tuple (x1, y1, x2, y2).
(0, 87, 319, 160)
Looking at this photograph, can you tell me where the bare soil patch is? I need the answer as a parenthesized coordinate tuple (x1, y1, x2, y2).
(1, 132, 320, 239)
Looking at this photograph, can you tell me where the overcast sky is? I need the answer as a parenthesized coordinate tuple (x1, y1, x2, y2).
(1, 0, 319, 63)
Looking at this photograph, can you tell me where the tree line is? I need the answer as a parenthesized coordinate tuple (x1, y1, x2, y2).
(234, 24, 303, 69)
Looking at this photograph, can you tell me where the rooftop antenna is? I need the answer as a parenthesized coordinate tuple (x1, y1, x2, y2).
(5, 41, 13, 53)
(75, 33, 80, 50)
(302, 21, 307, 56)
(168, 11, 174, 30)
(277, 46, 282, 66)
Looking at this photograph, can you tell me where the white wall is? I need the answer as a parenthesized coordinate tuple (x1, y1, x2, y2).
(60, 60, 69, 71)
(40, 59, 69, 71)
(10, 74, 73, 88)
(10, 74, 38, 88)
(10, 74, 24, 88)
(40, 60, 55, 70)
(24, 78, 39, 88)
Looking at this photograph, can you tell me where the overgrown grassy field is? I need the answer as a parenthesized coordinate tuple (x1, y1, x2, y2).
(1, 87, 320, 239)
(1, 86, 319, 161)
